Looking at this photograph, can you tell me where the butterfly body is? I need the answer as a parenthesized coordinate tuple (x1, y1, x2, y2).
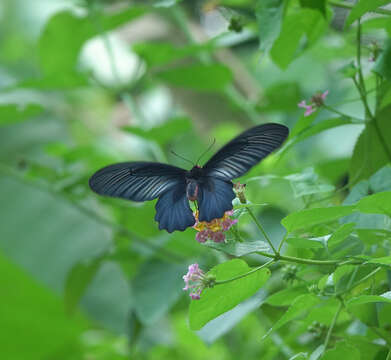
(89, 123, 289, 233)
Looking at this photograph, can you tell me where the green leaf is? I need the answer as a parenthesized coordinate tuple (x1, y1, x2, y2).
(122, 117, 192, 145)
(153, 0, 183, 7)
(0, 251, 87, 359)
(132, 261, 185, 325)
(281, 206, 356, 233)
(133, 42, 214, 67)
(0, 104, 44, 125)
(349, 108, 391, 185)
(322, 341, 361, 360)
(204, 239, 270, 257)
(283, 117, 354, 156)
(65, 256, 104, 314)
(263, 294, 320, 338)
(270, 9, 327, 69)
(345, 0, 391, 28)
(189, 259, 271, 330)
(327, 223, 355, 249)
(156, 63, 232, 91)
(257, 82, 301, 112)
(255, 0, 285, 52)
(373, 39, 391, 81)
(38, 7, 145, 76)
(299, 0, 327, 16)
(290, 112, 318, 138)
(197, 290, 267, 344)
(286, 236, 325, 249)
(356, 191, 391, 216)
(346, 292, 391, 306)
(285, 168, 335, 197)
(266, 285, 308, 306)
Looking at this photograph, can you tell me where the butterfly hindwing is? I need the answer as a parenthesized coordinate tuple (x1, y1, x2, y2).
(89, 162, 186, 202)
(155, 180, 195, 233)
(203, 123, 289, 180)
(198, 177, 235, 222)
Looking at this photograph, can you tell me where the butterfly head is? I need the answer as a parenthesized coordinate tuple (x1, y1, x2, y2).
(188, 165, 203, 179)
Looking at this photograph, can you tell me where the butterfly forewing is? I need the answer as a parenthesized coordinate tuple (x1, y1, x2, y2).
(203, 123, 289, 180)
(89, 162, 186, 202)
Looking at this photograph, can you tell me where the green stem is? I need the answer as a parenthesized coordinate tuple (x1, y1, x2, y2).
(387, 349, 391, 360)
(322, 301, 343, 354)
(256, 251, 362, 266)
(215, 259, 275, 285)
(328, 1, 391, 16)
(355, 19, 374, 121)
(246, 207, 278, 255)
(323, 104, 364, 123)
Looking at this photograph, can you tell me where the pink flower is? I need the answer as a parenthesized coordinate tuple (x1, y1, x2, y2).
(193, 210, 237, 243)
(182, 263, 205, 300)
(298, 90, 329, 117)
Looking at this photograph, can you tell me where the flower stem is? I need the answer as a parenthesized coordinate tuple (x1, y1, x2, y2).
(322, 104, 364, 123)
(215, 259, 275, 285)
(256, 250, 363, 266)
(322, 301, 343, 354)
(246, 207, 278, 255)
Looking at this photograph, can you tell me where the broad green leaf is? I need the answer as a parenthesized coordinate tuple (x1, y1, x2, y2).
(203, 239, 270, 256)
(0, 104, 43, 125)
(263, 294, 320, 338)
(290, 112, 318, 138)
(299, 0, 327, 16)
(373, 39, 391, 81)
(349, 107, 391, 184)
(133, 42, 214, 67)
(255, 0, 285, 52)
(65, 256, 104, 314)
(282, 117, 354, 156)
(345, 0, 391, 28)
(356, 191, 391, 216)
(132, 261, 185, 325)
(369, 164, 391, 192)
(286, 168, 335, 197)
(266, 285, 308, 306)
(122, 117, 192, 145)
(257, 82, 301, 112)
(286, 236, 325, 249)
(0, 251, 87, 359)
(154, 0, 183, 7)
(346, 292, 391, 306)
(156, 63, 232, 91)
(322, 341, 360, 360)
(189, 259, 271, 330)
(197, 290, 267, 344)
(38, 7, 145, 76)
(327, 223, 355, 249)
(281, 206, 356, 233)
(270, 9, 327, 69)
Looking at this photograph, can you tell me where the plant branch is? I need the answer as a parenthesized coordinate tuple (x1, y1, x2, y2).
(322, 301, 343, 354)
(328, 1, 391, 16)
(246, 207, 278, 255)
(215, 259, 275, 285)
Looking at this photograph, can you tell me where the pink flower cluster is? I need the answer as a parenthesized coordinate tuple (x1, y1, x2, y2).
(193, 210, 238, 243)
(298, 90, 329, 117)
(182, 263, 205, 300)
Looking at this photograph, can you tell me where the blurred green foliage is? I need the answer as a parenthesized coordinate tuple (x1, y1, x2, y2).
(1, 0, 391, 359)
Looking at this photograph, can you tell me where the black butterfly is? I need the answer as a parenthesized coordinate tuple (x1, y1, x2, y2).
(89, 123, 289, 233)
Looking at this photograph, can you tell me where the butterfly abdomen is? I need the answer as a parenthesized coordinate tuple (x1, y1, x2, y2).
(186, 180, 199, 201)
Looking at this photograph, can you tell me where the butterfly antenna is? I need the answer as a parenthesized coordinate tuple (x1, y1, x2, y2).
(196, 137, 216, 165)
(170, 151, 194, 166)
